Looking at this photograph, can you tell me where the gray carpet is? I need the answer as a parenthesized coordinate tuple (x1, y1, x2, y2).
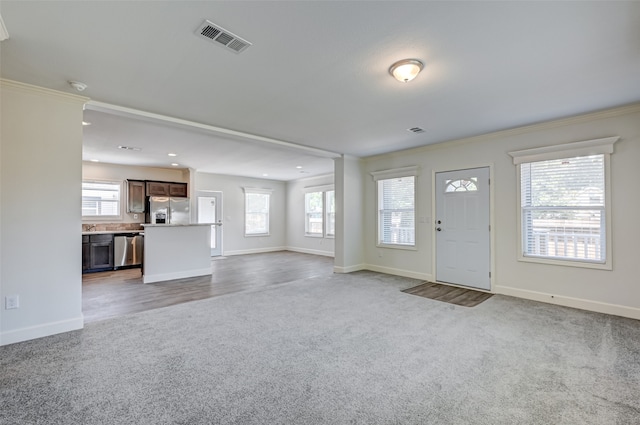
(2, 271, 639, 424)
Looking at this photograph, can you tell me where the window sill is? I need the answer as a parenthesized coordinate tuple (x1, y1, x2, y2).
(305, 234, 324, 238)
(376, 243, 417, 251)
(245, 233, 270, 238)
(518, 255, 611, 271)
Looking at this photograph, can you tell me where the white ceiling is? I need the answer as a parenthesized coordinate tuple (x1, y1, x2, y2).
(1, 1, 639, 180)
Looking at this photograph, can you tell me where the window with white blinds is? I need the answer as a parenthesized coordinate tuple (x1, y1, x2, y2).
(82, 181, 121, 218)
(377, 176, 415, 246)
(521, 154, 605, 263)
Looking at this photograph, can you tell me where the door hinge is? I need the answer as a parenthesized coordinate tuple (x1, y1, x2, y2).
(488, 224, 491, 231)
(489, 272, 491, 278)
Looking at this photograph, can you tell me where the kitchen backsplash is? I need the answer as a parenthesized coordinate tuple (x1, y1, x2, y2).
(82, 223, 144, 232)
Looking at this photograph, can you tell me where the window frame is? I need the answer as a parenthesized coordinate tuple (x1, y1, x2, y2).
(304, 191, 324, 238)
(243, 187, 272, 237)
(509, 137, 618, 270)
(303, 184, 334, 239)
(82, 179, 123, 221)
(325, 190, 336, 239)
(371, 166, 419, 250)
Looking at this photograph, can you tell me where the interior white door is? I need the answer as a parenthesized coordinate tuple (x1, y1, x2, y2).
(435, 167, 490, 290)
(197, 191, 223, 257)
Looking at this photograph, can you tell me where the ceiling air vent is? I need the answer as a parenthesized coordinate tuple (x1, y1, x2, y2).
(196, 20, 252, 54)
(408, 127, 425, 134)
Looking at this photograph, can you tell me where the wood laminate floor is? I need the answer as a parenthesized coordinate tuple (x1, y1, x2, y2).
(82, 251, 334, 323)
(402, 281, 493, 307)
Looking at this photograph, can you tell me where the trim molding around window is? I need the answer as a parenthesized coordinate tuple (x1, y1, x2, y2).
(82, 179, 123, 220)
(509, 136, 618, 270)
(243, 187, 272, 237)
(371, 166, 419, 250)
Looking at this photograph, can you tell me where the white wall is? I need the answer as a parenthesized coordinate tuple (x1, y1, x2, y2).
(82, 161, 189, 224)
(1, 80, 87, 345)
(195, 172, 286, 255)
(361, 104, 640, 319)
(285, 174, 335, 257)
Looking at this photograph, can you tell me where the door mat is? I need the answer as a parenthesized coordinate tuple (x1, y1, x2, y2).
(402, 282, 493, 307)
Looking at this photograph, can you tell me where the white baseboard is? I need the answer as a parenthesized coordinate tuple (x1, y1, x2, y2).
(334, 264, 366, 273)
(0, 315, 84, 346)
(363, 264, 433, 281)
(224, 247, 288, 256)
(143, 268, 212, 284)
(286, 246, 335, 257)
(495, 285, 640, 321)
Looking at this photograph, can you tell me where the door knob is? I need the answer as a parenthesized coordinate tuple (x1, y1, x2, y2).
(436, 227, 442, 231)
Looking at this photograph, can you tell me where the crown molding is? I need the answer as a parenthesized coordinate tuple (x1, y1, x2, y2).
(364, 102, 640, 162)
(1, 79, 89, 104)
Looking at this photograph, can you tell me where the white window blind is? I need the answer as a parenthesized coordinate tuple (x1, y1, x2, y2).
(521, 154, 605, 263)
(377, 176, 415, 246)
(244, 190, 270, 236)
(82, 181, 121, 217)
(305, 192, 323, 236)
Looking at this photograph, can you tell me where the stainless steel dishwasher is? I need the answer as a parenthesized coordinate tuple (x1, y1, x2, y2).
(114, 233, 144, 269)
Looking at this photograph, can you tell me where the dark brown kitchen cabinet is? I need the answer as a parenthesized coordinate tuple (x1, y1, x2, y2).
(146, 181, 170, 196)
(82, 234, 114, 273)
(146, 181, 188, 197)
(82, 235, 90, 271)
(127, 180, 146, 213)
(169, 183, 188, 197)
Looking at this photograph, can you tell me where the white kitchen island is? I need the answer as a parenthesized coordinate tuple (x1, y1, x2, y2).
(141, 224, 212, 284)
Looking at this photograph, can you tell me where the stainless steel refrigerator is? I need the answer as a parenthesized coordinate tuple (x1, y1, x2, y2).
(147, 196, 190, 224)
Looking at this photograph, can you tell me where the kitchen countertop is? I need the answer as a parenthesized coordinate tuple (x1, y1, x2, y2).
(82, 230, 143, 235)
(141, 223, 213, 227)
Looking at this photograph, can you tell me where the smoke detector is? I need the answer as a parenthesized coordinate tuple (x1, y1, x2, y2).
(69, 81, 88, 92)
(195, 20, 251, 54)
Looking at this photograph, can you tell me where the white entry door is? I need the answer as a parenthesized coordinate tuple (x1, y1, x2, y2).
(435, 167, 490, 290)
(197, 191, 223, 257)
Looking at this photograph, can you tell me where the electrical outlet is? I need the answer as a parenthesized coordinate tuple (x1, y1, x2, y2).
(5, 295, 19, 310)
(133, 214, 139, 219)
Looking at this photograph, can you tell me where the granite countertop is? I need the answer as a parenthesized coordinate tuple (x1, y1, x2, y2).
(141, 223, 212, 227)
(82, 230, 143, 235)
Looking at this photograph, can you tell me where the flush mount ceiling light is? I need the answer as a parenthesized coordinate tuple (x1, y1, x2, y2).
(389, 59, 424, 83)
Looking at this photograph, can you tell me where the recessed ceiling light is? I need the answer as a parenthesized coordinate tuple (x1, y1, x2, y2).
(82, 121, 92, 126)
(90, 159, 100, 162)
(171, 163, 179, 167)
(168, 153, 177, 157)
(262, 173, 269, 177)
(296, 166, 303, 169)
